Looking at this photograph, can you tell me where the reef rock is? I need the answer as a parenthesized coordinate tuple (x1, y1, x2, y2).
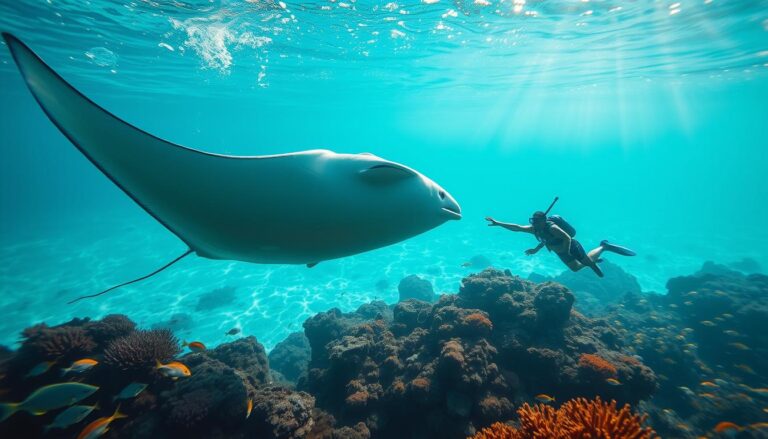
(397, 274, 436, 303)
(269, 332, 312, 384)
(299, 269, 656, 438)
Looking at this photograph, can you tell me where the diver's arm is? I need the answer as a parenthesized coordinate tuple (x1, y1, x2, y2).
(485, 217, 533, 233)
(550, 225, 572, 253)
(525, 242, 545, 255)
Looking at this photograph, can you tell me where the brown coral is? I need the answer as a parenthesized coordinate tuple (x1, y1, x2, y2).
(22, 324, 96, 359)
(471, 397, 658, 439)
(86, 314, 136, 345)
(104, 329, 180, 371)
(464, 312, 494, 333)
(578, 353, 618, 378)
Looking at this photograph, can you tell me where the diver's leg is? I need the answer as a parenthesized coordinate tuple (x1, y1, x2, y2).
(587, 245, 605, 263)
(566, 260, 585, 272)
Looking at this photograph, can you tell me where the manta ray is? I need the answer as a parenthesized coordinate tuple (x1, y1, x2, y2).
(2, 33, 462, 303)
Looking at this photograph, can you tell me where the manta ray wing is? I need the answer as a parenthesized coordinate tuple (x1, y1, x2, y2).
(2, 32, 282, 254)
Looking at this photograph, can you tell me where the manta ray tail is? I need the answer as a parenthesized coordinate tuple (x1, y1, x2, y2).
(68, 249, 193, 304)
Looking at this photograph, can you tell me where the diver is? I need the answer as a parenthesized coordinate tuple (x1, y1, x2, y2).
(485, 197, 636, 277)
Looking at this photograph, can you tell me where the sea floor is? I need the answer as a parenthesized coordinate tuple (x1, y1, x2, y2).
(0, 209, 759, 351)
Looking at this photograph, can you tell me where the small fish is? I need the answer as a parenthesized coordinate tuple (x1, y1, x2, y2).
(747, 387, 768, 396)
(728, 342, 750, 351)
(681, 327, 694, 333)
(246, 398, 253, 419)
(724, 330, 740, 336)
(700, 392, 718, 399)
(713, 379, 728, 386)
(685, 290, 698, 296)
(44, 403, 98, 433)
(62, 359, 99, 375)
(113, 382, 148, 401)
(225, 328, 241, 336)
(76, 405, 127, 439)
(734, 364, 755, 374)
(676, 422, 690, 431)
(461, 262, 472, 267)
(669, 304, 679, 308)
(714, 317, 725, 322)
(605, 378, 622, 386)
(675, 335, 685, 341)
(721, 313, 734, 318)
(534, 394, 555, 403)
(156, 360, 191, 379)
(25, 361, 55, 378)
(713, 421, 740, 433)
(684, 301, 693, 306)
(0, 382, 99, 422)
(750, 422, 768, 429)
(700, 381, 718, 388)
(700, 320, 716, 327)
(182, 341, 206, 352)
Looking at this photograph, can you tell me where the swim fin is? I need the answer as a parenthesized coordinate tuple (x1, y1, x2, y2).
(600, 240, 636, 257)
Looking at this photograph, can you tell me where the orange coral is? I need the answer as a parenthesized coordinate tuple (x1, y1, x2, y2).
(470, 397, 658, 439)
(578, 353, 618, 378)
(464, 312, 494, 332)
(471, 422, 520, 439)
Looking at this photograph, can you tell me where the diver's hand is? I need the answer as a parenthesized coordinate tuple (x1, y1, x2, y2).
(525, 248, 538, 255)
(485, 217, 499, 226)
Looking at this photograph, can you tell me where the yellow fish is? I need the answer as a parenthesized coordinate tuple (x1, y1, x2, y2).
(714, 421, 740, 433)
(156, 360, 191, 379)
(534, 394, 555, 403)
(76, 405, 126, 439)
(700, 381, 718, 388)
(0, 382, 98, 422)
(182, 341, 206, 352)
(700, 392, 718, 399)
(605, 378, 621, 386)
(246, 398, 253, 419)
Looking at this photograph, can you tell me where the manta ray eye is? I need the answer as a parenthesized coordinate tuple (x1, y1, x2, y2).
(439, 190, 446, 200)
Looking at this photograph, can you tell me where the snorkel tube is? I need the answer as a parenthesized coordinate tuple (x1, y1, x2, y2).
(543, 196, 559, 216)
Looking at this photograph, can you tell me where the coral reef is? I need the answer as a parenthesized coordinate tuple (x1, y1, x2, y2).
(471, 397, 658, 439)
(530, 259, 641, 314)
(0, 315, 321, 439)
(299, 269, 656, 438)
(103, 329, 181, 372)
(269, 332, 311, 384)
(602, 262, 768, 437)
(397, 274, 436, 303)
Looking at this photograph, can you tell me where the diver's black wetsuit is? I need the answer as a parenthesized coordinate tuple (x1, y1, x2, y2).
(536, 225, 588, 264)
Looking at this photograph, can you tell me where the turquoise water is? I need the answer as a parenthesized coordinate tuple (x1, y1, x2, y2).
(0, 0, 767, 352)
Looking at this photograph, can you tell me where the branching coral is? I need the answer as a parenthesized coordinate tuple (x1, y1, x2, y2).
(86, 314, 136, 345)
(472, 422, 520, 439)
(578, 353, 618, 378)
(103, 329, 180, 371)
(471, 397, 658, 439)
(21, 324, 96, 359)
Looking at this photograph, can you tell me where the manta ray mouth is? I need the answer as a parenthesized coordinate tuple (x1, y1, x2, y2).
(441, 206, 462, 220)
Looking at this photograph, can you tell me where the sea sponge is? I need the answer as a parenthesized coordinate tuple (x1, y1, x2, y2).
(578, 353, 618, 378)
(471, 397, 657, 439)
(103, 329, 180, 371)
(22, 324, 96, 359)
